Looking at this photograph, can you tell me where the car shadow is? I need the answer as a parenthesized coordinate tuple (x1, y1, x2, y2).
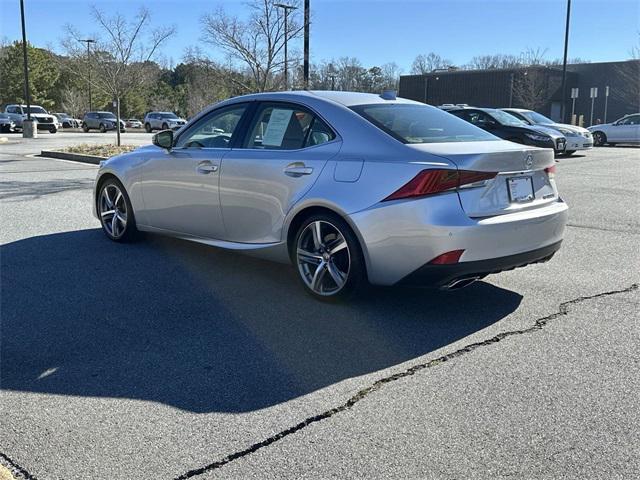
(1, 229, 522, 413)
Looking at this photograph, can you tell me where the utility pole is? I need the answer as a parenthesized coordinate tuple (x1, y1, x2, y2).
(560, 0, 571, 123)
(79, 39, 95, 111)
(274, 3, 297, 90)
(603, 86, 609, 123)
(19, 0, 35, 137)
(303, 0, 310, 89)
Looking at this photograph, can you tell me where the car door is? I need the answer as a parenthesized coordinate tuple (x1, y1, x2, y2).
(219, 101, 341, 243)
(608, 115, 638, 142)
(140, 103, 250, 239)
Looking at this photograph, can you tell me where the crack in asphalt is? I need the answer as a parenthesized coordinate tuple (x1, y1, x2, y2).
(0, 452, 38, 480)
(566, 223, 640, 234)
(174, 283, 639, 479)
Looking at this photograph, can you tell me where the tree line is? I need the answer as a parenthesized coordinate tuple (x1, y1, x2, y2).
(4, 0, 636, 124)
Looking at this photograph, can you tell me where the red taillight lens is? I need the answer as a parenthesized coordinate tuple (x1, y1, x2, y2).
(383, 169, 497, 202)
(428, 249, 465, 265)
(545, 165, 556, 179)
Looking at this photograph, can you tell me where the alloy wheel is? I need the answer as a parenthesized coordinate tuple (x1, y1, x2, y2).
(99, 184, 128, 239)
(296, 220, 350, 296)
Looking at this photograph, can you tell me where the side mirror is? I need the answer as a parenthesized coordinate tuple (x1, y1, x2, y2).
(153, 129, 174, 150)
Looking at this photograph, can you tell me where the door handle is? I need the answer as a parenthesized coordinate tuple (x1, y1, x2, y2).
(196, 162, 218, 174)
(284, 163, 313, 177)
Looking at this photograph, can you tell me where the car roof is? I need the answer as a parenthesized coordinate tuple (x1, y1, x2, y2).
(220, 90, 421, 108)
(502, 108, 530, 112)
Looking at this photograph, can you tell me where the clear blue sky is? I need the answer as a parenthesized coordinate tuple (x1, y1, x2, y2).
(1, 0, 638, 71)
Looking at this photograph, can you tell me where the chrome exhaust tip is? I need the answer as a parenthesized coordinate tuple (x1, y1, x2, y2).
(446, 276, 481, 290)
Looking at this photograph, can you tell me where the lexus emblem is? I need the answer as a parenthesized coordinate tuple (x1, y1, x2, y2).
(524, 154, 533, 170)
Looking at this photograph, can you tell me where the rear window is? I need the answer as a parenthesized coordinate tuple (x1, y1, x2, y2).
(350, 103, 498, 144)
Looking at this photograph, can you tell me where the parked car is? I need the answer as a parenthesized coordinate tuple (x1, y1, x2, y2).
(53, 112, 81, 128)
(144, 112, 186, 132)
(0, 113, 16, 133)
(448, 107, 566, 155)
(126, 119, 143, 129)
(4, 104, 58, 133)
(587, 113, 640, 146)
(82, 112, 126, 133)
(93, 91, 567, 300)
(501, 108, 593, 155)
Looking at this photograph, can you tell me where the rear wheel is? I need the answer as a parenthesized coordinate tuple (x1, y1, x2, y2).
(293, 213, 366, 301)
(49, 126, 57, 134)
(592, 131, 606, 146)
(99, 123, 106, 133)
(97, 178, 137, 242)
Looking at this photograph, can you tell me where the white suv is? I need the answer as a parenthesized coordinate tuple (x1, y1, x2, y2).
(143, 112, 186, 132)
(4, 104, 58, 133)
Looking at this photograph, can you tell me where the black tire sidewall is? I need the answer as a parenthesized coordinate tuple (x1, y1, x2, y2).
(98, 178, 137, 242)
(293, 213, 366, 301)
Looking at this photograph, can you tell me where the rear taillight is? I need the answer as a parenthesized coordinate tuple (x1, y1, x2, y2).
(545, 165, 556, 180)
(383, 169, 497, 202)
(428, 249, 465, 265)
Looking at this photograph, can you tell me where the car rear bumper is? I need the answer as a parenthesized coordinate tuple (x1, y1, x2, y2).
(397, 240, 561, 288)
(349, 194, 568, 286)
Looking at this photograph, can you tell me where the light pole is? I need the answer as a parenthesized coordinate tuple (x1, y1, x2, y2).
(274, 3, 297, 90)
(19, 0, 35, 137)
(303, 0, 310, 89)
(79, 39, 95, 111)
(560, 0, 572, 123)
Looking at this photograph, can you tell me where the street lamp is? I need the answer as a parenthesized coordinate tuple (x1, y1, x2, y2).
(303, 0, 309, 89)
(79, 39, 95, 111)
(560, 0, 572, 123)
(274, 3, 297, 90)
(19, 0, 34, 138)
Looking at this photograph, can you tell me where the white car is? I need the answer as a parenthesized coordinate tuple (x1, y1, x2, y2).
(502, 108, 593, 155)
(588, 113, 640, 146)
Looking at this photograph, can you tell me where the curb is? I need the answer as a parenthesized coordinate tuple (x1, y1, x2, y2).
(40, 150, 105, 164)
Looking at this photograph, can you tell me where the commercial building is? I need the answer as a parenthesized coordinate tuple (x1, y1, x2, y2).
(398, 60, 639, 126)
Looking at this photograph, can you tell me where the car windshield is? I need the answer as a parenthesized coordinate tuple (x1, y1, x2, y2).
(159, 113, 178, 119)
(350, 103, 498, 144)
(520, 111, 554, 125)
(487, 109, 528, 126)
(98, 112, 116, 119)
(26, 106, 47, 114)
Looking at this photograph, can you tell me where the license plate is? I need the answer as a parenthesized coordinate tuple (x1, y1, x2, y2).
(507, 176, 534, 203)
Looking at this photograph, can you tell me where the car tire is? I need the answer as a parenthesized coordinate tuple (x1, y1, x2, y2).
(97, 177, 138, 243)
(592, 131, 607, 146)
(162, 123, 169, 130)
(564, 150, 576, 156)
(145, 123, 152, 133)
(99, 123, 106, 133)
(49, 126, 57, 134)
(82, 124, 89, 132)
(292, 212, 366, 301)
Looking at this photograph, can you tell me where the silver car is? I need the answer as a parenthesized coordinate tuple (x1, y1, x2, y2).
(144, 112, 187, 132)
(93, 91, 568, 300)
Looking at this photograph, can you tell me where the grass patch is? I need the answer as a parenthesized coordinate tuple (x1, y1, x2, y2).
(61, 144, 138, 158)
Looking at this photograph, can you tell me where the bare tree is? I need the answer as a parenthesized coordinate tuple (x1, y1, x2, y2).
(62, 7, 175, 145)
(465, 53, 521, 70)
(513, 69, 551, 111)
(201, 0, 302, 93)
(60, 86, 86, 119)
(410, 52, 451, 74)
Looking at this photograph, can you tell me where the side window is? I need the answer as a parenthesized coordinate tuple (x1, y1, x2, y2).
(245, 103, 315, 150)
(623, 115, 639, 125)
(305, 117, 336, 147)
(175, 105, 247, 149)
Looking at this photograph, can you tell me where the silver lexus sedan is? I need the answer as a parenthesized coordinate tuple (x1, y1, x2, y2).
(93, 91, 568, 300)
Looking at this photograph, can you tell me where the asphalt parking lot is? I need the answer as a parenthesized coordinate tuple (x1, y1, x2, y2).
(1, 133, 639, 479)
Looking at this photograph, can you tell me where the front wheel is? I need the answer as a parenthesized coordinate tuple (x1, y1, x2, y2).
(145, 123, 152, 133)
(97, 178, 137, 242)
(592, 131, 606, 146)
(162, 123, 169, 130)
(564, 150, 576, 156)
(82, 124, 89, 132)
(99, 123, 106, 133)
(293, 213, 366, 301)
(49, 126, 57, 134)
